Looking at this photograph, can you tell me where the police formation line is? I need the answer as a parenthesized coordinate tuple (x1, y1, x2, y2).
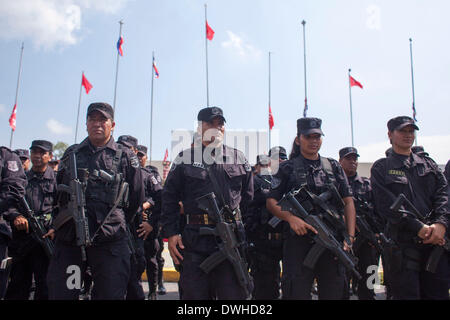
(0, 102, 449, 300)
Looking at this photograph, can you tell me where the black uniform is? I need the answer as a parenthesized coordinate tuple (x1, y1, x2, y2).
(161, 144, 253, 300)
(347, 174, 380, 300)
(267, 117, 353, 300)
(6, 165, 57, 300)
(245, 173, 283, 300)
(146, 165, 166, 295)
(0, 147, 27, 299)
(268, 153, 353, 300)
(140, 165, 162, 299)
(371, 150, 449, 299)
(47, 137, 144, 300)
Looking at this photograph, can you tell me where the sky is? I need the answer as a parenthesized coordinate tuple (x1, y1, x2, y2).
(0, 0, 449, 165)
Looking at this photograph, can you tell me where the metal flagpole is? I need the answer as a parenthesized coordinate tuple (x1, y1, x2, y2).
(268, 51, 272, 149)
(149, 51, 155, 163)
(301, 20, 308, 117)
(348, 69, 355, 147)
(113, 20, 123, 113)
(10, 42, 24, 149)
(205, 4, 210, 106)
(74, 71, 84, 144)
(409, 38, 418, 146)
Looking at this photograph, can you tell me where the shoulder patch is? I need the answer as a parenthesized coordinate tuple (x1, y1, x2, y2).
(244, 159, 251, 172)
(151, 176, 158, 185)
(7, 160, 19, 172)
(130, 154, 140, 168)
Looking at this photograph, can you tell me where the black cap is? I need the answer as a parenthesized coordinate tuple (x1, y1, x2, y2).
(339, 147, 360, 159)
(297, 117, 324, 136)
(268, 146, 288, 160)
(117, 135, 138, 149)
(49, 156, 60, 163)
(412, 146, 429, 157)
(387, 116, 419, 131)
(87, 102, 114, 120)
(136, 145, 148, 155)
(14, 149, 30, 160)
(30, 140, 53, 152)
(197, 107, 226, 123)
(256, 154, 270, 166)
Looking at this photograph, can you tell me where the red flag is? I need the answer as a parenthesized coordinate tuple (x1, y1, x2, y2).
(269, 105, 274, 130)
(349, 75, 363, 89)
(82, 73, 93, 94)
(206, 21, 215, 40)
(9, 104, 17, 131)
(163, 148, 168, 162)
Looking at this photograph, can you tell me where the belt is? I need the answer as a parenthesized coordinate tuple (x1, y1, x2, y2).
(186, 213, 241, 225)
(186, 214, 214, 225)
(267, 232, 282, 241)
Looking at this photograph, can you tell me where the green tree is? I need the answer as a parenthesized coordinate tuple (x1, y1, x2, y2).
(53, 141, 68, 159)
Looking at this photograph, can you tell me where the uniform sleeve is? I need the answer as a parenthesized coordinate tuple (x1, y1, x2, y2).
(238, 160, 254, 218)
(161, 157, 184, 238)
(147, 176, 162, 228)
(1, 150, 27, 222)
(370, 159, 424, 234)
(331, 160, 352, 199)
(427, 159, 450, 229)
(267, 162, 290, 201)
(124, 151, 145, 222)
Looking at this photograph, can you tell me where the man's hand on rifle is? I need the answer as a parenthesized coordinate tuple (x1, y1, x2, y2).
(287, 215, 318, 236)
(43, 228, 55, 240)
(417, 224, 432, 241)
(141, 202, 152, 220)
(343, 235, 355, 252)
(168, 234, 185, 265)
(422, 223, 447, 246)
(14, 215, 29, 233)
(137, 221, 153, 240)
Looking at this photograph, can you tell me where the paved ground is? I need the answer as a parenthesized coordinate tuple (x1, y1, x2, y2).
(143, 242, 389, 300)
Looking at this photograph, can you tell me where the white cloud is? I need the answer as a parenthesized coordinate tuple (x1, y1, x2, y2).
(46, 118, 72, 135)
(358, 134, 450, 165)
(0, 0, 129, 49)
(221, 30, 262, 60)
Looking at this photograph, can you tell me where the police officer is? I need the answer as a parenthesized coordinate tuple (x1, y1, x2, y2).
(339, 147, 379, 300)
(245, 153, 284, 300)
(14, 149, 31, 172)
(370, 116, 449, 300)
(161, 106, 254, 300)
(49, 157, 60, 172)
(266, 117, 356, 300)
(5, 140, 57, 300)
(0, 146, 27, 299)
(143, 155, 166, 296)
(116, 135, 148, 300)
(47, 102, 144, 300)
(136, 144, 163, 300)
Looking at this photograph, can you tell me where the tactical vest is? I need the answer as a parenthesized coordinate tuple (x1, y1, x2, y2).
(66, 144, 128, 209)
(292, 155, 336, 192)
